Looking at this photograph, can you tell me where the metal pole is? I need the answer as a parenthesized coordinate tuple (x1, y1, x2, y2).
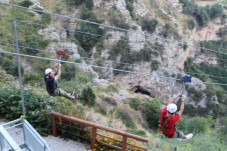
(13, 20, 26, 116)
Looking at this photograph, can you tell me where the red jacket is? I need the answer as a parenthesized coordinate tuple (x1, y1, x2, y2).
(160, 107, 180, 138)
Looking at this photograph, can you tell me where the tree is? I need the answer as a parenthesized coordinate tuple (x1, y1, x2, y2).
(75, 7, 105, 52)
(209, 4, 223, 20)
(195, 8, 210, 27)
(188, 18, 196, 30)
(19, 0, 33, 8)
(141, 98, 161, 129)
(141, 19, 158, 33)
(81, 86, 96, 106)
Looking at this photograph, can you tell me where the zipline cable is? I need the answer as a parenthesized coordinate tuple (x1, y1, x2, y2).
(0, 14, 225, 55)
(1, 49, 227, 86)
(1, 41, 227, 80)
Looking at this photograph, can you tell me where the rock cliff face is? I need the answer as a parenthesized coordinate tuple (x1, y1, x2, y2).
(33, 0, 224, 104)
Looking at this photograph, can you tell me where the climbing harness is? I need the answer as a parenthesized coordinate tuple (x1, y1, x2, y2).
(161, 114, 173, 138)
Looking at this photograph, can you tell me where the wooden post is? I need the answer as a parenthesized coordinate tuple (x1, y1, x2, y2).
(122, 135, 127, 151)
(51, 115, 57, 136)
(91, 127, 97, 150)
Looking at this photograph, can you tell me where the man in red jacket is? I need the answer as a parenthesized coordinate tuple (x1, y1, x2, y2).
(160, 94, 193, 139)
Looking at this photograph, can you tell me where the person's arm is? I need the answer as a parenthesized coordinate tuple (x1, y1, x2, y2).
(54, 64, 61, 80)
(178, 95, 186, 116)
(168, 94, 180, 104)
(53, 64, 59, 73)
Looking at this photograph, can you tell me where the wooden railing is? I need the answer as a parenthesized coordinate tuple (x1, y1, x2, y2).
(51, 112, 149, 151)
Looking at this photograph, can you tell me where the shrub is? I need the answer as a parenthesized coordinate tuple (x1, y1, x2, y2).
(183, 42, 188, 50)
(40, 13, 51, 24)
(186, 116, 212, 133)
(0, 69, 15, 83)
(141, 19, 158, 33)
(61, 63, 76, 81)
(180, 0, 224, 27)
(80, 86, 96, 106)
(95, 103, 107, 115)
(0, 55, 24, 77)
(125, 0, 135, 18)
(128, 98, 142, 111)
(109, 36, 129, 60)
(70, 0, 83, 7)
(161, 23, 173, 38)
(151, 60, 160, 70)
(75, 10, 105, 52)
(0, 84, 58, 135)
(84, 0, 94, 10)
(103, 97, 117, 106)
(218, 116, 227, 141)
(195, 8, 210, 27)
(188, 18, 196, 30)
(105, 84, 119, 93)
(19, 0, 33, 8)
(207, 4, 223, 20)
(23, 72, 43, 86)
(141, 98, 161, 129)
(108, 8, 130, 29)
(116, 108, 136, 129)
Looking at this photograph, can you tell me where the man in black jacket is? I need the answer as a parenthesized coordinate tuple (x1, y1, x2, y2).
(44, 63, 78, 100)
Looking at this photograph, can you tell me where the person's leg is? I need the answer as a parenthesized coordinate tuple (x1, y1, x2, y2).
(57, 88, 75, 99)
(174, 128, 187, 139)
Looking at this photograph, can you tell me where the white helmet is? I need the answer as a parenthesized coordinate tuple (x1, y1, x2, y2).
(45, 68, 53, 75)
(167, 103, 177, 113)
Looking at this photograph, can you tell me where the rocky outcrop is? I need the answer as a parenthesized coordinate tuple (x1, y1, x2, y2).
(38, 24, 67, 41)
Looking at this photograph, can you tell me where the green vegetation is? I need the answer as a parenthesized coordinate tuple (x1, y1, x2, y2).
(180, 0, 224, 27)
(125, 0, 135, 18)
(75, 5, 105, 54)
(141, 18, 158, 33)
(187, 18, 196, 30)
(108, 7, 130, 29)
(161, 23, 179, 38)
(116, 107, 136, 129)
(80, 85, 96, 106)
(69, 0, 93, 9)
(18, 0, 33, 8)
(0, 69, 15, 83)
(141, 98, 161, 129)
(0, 55, 24, 77)
(0, 84, 57, 135)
